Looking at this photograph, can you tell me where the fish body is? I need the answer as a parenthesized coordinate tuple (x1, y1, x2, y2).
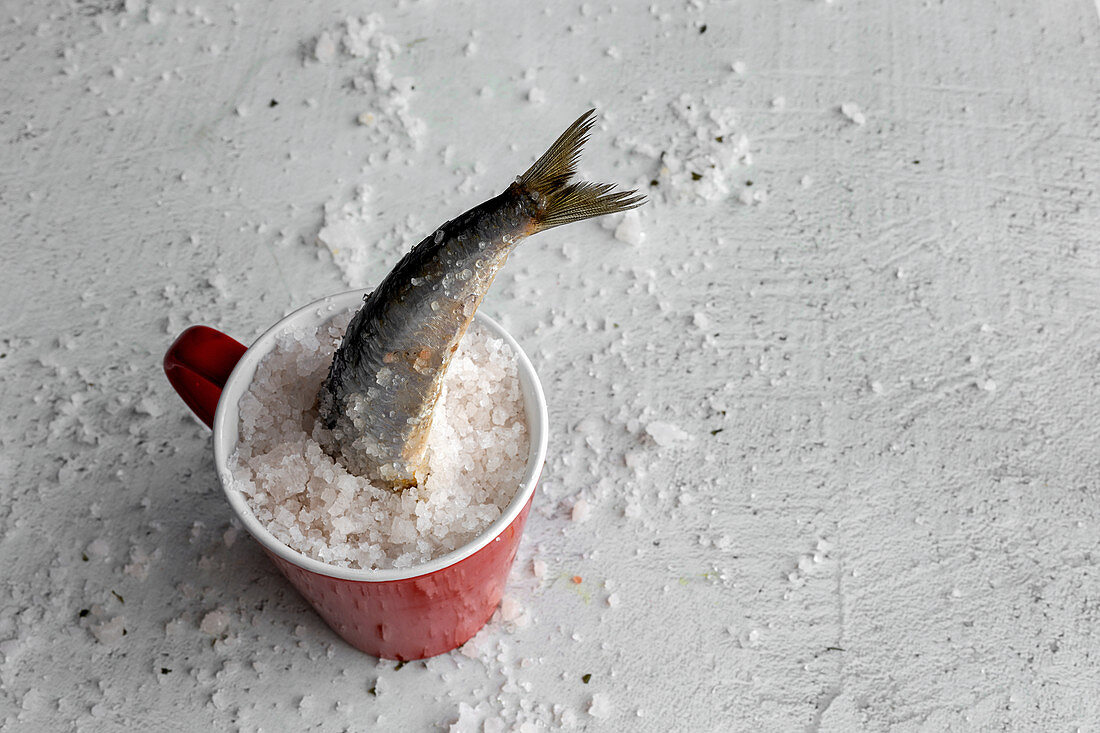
(318, 110, 643, 489)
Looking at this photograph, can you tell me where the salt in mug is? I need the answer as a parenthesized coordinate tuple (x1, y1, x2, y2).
(163, 290, 548, 660)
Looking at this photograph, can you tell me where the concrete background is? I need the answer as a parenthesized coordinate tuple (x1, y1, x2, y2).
(2, 0, 1099, 730)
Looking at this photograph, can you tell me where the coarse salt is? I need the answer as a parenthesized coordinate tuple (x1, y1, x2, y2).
(200, 610, 230, 636)
(588, 693, 614, 719)
(613, 210, 644, 246)
(230, 311, 528, 570)
(91, 616, 126, 644)
(645, 421, 692, 447)
(840, 102, 866, 126)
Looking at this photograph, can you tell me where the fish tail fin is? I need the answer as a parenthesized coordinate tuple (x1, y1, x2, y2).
(517, 109, 646, 232)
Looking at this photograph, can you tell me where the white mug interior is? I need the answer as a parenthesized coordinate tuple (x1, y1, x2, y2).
(211, 290, 549, 582)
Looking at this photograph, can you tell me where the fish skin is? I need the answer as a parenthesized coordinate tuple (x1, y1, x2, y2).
(318, 110, 644, 489)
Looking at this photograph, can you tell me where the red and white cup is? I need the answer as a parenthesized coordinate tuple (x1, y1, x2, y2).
(163, 290, 548, 660)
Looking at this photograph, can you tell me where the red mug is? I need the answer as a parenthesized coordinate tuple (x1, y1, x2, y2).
(164, 291, 548, 660)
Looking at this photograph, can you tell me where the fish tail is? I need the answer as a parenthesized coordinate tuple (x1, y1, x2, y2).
(517, 109, 645, 232)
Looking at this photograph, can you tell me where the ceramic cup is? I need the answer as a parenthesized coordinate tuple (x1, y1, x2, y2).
(164, 290, 548, 660)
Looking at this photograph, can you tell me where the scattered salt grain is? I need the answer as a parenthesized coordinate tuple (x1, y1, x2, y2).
(588, 693, 614, 719)
(91, 616, 125, 644)
(136, 396, 163, 417)
(0, 639, 20, 661)
(613, 210, 644, 246)
(500, 596, 523, 622)
(623, 94, 755, 205)
(731, 60, 746, 75)
(200, 610, 230, 636)
(571, 498, 591, 522)
(123, 547, 153, 580)
(449, 702, 479, 732)
(531, 559, 547, 579)
(527, 87, 546, 104)
(314, 31, 337, 63)
(86, 538, 109, 559)
(840, 102, 866, 126)
(645, 421, 692, 447)
(164, 616, 188, 636)
(606, 592, 620, 608)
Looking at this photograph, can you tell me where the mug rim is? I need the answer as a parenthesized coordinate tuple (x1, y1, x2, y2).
(211, 290, 548, 583)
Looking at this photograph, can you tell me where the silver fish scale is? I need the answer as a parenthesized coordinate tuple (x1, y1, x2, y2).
(317, 110, 643, 489)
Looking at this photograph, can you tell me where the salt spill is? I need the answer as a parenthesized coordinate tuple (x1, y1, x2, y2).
(229, 311, 528, 570)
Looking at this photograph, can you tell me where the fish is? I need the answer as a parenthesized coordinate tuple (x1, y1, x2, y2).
(317, 109, 645, 489)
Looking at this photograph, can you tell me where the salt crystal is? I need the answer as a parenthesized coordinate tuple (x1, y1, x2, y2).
(588, 693, 613, 719)
(136, 396, 163, 417)
(449, 702, 479, 732)
(87, 538, 109, 559)
(840, 102, 866, 126)
(91, 616, 125, 644)
(123, 547, 152, 580)
(645, 421, 692, 447)
(531, 559, 547, 579)
(0, 639, 20, 660)
(613, 210, 644, 246)
(200, 609, 230, 635)
(606, 592, 620, 608)
(527, 87, 546, 104)
(731, 60, 746, 74)
(571, 498, 591, 522)
(500, 596, 523, 622)
(314, 31, 337, 63)
(164, 616, 187, 636)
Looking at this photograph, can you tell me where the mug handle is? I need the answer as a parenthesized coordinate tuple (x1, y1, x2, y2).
(163, 326, 248, 428)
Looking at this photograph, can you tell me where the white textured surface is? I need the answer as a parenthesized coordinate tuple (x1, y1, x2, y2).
(2, 1, 1100, 730)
